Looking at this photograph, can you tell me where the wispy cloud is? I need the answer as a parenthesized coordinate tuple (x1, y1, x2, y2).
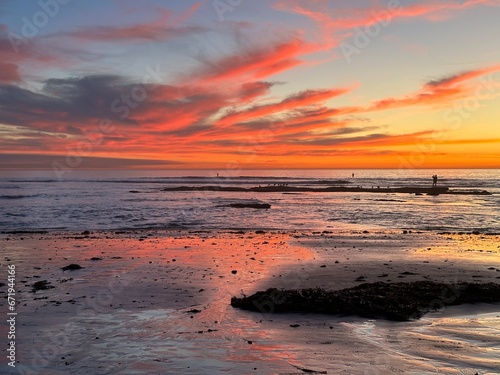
(52, 3, 206, 42)
(276, 0, 500, 32)
(369, 64, 500, 112)
(195, 37, 318, 84)
(0, 153, 180, 169)
(217, 86, 354, 126)
(274, 0, 500, 53)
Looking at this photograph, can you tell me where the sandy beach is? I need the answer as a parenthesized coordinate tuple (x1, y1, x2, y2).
(1, 229, 499, 374)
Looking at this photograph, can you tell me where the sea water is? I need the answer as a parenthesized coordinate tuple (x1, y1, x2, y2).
(1, 169, 499, 232)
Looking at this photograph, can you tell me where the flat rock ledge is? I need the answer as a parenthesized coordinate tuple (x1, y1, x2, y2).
(227, 203, 271, 209)
(230, 281, 500, 321)
(162, 185, 492, 195)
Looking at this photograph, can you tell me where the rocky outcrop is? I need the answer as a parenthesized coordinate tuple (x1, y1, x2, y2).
(231, 281, 500, 321)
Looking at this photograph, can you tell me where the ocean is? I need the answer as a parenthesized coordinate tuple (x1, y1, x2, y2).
(1, 169, 499, 233)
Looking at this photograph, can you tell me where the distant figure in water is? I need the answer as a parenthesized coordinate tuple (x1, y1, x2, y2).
(352, 173, 355, 178)
(432, 174, 438, 187)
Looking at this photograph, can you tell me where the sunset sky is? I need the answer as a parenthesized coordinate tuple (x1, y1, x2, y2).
(1, 0, 500, 170)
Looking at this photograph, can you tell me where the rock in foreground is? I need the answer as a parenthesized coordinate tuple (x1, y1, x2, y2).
(231, 281, 500, 321)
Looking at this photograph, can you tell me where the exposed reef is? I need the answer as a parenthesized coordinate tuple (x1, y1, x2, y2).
(162, 185, 491, 195)
(231, 281, 500, 321)
(226, 203, 271, 209)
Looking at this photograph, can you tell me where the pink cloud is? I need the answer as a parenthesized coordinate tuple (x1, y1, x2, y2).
(0, 62, 21, 83)
(57, 3, 205, 42)
(275, 0, 500, 49)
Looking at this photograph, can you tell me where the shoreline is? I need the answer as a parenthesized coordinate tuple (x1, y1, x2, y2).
(3, 227, 500, 236)
(1, 229, 499, 374)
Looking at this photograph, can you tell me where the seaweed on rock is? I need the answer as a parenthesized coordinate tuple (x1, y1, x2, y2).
(231, 281, 500, 321)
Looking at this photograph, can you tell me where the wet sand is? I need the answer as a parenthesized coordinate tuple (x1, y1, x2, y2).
(1, 230, 499, 374)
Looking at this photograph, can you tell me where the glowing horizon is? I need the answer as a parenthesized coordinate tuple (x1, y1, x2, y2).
(1, 0, 500, 170)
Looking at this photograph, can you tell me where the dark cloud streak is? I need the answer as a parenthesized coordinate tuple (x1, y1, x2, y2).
(0, 153, 181, 169)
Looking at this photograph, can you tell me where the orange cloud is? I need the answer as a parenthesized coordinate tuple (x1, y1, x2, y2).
(270, 131, 435, 150)
(435, 138, 500, 145)
(196, 37, 319, 84)
(237, 82, 276, 103)
(425, 64, 500, 89)
(217, 86, 354, 126)
(198, 64, 500, 144)
(369, 64, 500, 112)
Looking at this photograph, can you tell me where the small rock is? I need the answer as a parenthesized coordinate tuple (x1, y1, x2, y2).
(61, 264, 83, 271)
(32, 280, 54, 292)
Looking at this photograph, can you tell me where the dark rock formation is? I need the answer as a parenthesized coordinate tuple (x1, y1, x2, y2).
(163, 185, 491, 196)
(32, 280, 54, 292)
(231, 281, 500, 321)
(227, 203, 271, 209)
(61, 264, 84, 271)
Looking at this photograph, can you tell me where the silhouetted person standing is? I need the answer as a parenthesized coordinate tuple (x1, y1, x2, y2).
(432, 175, 438, 187)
